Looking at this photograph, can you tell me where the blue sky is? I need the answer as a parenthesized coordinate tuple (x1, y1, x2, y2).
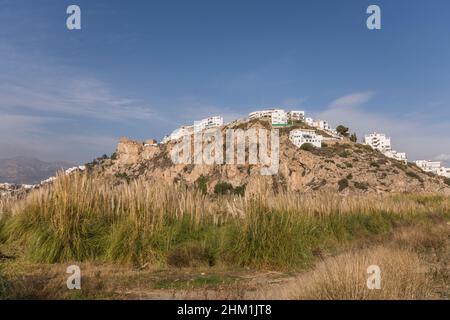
(0, 0, 449, 165)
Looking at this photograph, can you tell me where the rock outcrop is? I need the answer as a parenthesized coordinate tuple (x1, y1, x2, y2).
(92, 120, 450, 195)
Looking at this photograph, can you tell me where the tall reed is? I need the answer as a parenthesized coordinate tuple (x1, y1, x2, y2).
(0, 173, 449, 268)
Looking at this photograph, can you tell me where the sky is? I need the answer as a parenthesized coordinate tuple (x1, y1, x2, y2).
(0, 0, 449, 165)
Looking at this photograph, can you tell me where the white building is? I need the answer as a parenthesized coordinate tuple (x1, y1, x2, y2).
(313, 120, 331, 131)
(289, 129, 324, 149)
(365, 132, 407, 163)
(249, 109, 276, 120)
(194, 116, 223, 132)
(415, 160, 441, 173)
(438, 167, 450, 178)
(304, 117, 314, 126)
(384, 150, 407, 163)
(364, 133, 392, 152)
(271, 109, 288, 126)
(287, 110, 305, 121)
(162, 125, 194, 143)
(162, 116, 223, 143)
(415, 160, 450, 178)
(248, 109, 289, 126)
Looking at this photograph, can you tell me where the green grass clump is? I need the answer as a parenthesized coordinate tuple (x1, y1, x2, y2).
(1, 173, 449, 271)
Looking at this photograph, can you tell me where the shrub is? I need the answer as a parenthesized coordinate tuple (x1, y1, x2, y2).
(338, 151, 351, 158)
(336, 125, 349, 137)
(350, 133, 357, 142)
(370, 162, 380, 168)
(444, 178, 450, 186)
(214, 182, 234, 195)
(300, 143, 315, 151)
(406, 171, 423, 182)
(196, 175, 208, 195)
(354, 181, 369, 191)
(338, 178, 349, 192)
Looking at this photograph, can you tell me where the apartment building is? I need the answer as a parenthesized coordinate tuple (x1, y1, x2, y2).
(248, 109, 276, 120)
(162, 125, 194, 143)
(287, 110, 305, 121)
(365, 132, 407, 163)
(384, 150, 407, 163)
(194, 116, 224, 132)
(313, 120, 331, 131)
(289, 129, 324, 148)
(415, 160, 450, 177)
(364, 132, 392, 152)
(248, 109, 289, 126)
(271, 109, 288, 126)
(162, 116, 223, 143)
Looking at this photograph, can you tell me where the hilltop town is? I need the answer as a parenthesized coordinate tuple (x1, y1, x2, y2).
(160, 108, 450, 178)
(1, 107, 449, 197)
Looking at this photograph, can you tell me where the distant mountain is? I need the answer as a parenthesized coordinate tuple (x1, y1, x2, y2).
(0, 156, 75, 184)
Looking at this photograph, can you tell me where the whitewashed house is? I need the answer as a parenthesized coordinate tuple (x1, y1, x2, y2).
(364, 133, 392, 153)
(194, 116, 224, 132)
(384, 150, 407, 163)
(287, 110, 305, 121)
(248, 109, 276, 120)
(248, 109, 289, 126)
(365, 132, 407, 163)
(162, 125, 194, 143)
(289, 129, 323, 148)
(313, 120, 331, 131)
(305, 117, 314, 126)
(415, 160, 450, 177)
(271, 109, 288, 126)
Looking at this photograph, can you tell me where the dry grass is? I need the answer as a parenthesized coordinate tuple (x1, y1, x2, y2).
(265, 247, 437, 300)
(0, 172, 449, 270)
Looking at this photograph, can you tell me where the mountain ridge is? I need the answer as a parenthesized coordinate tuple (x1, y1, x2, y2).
(0, 156, 74, 184)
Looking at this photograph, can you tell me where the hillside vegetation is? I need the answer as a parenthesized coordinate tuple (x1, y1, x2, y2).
(0, 173, 449, 299)
(91, 119, 450, 195)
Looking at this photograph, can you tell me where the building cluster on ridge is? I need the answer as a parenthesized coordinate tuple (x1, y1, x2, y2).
(363, 132, 408, 164)
(158, 107, 449, 179)
(415, 160, 450, 178)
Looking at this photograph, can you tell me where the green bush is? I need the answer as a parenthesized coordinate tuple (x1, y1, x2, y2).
(196, 175, 208, 195)
(338, 178, 349, 192)
(370, 162, 380, 168)
(406, 171, 423, 182)
(214, 182, 234, 195)
(336, 125, 349, 137)
(354, 181, 369, 191)
(444, 178, 450, 186)
(300, 143, 316, 151)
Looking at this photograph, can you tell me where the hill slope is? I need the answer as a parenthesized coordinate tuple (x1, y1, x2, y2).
(91, 119, 450, 195)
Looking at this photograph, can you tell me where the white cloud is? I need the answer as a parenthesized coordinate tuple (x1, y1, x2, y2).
(329, 91, 374, 109)
(314, 92, 450, 163)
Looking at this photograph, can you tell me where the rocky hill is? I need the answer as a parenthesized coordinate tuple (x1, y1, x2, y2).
(90, 119, 450, 195)
(0, 156, 74, 185)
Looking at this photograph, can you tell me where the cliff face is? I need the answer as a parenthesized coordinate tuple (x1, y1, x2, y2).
(94, 120, 450, 195)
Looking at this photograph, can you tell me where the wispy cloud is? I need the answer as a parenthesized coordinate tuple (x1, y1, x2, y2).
(315, 92, 450, 163)
(328, 91, 374, 109)
(0, 44, 156, 122)
(0, 42, 163, 162)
